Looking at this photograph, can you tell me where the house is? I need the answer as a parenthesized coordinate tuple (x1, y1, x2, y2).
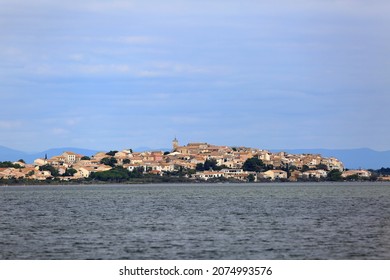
(302, 169, 328, 179)
(289, 170, 302, 181)
(378, 176, 390, 181)
(342, 169, 371, 178)
(75, 167, 95, 178)
(62, 152, 82, 164)
(195, 171, 224, 180)
(34, 158, 47, 166)
(260, 170, 288, 180)
(124, 164, 143, 172)
(31, 170, 52, 180)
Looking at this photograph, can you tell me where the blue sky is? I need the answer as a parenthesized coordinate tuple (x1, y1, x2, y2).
(1, 0, 389, 152)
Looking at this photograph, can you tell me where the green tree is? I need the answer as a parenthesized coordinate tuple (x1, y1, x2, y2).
(39, 164, 59, 177)
(243, 157, 264, 172)
(316, 163, 329, 171)
(289, 165, 298, 171)
(0, 161, 23, 168)
(377, 167, 390, 176)
(106, 150, 118, 156)
(196, 163, 205, 171)
(81, 156, 91, 160)
(187, 169, 196, 176)
(129, 166, 144, 178)
(100, 157, 118, 167)
(247, 174, 255, 182)
(346, 174, 359, 181)
(90, 167, 129, 182)
(302, 165, 310, 172)
(327, 169, 343, 181)
(123, 159, 130, 164)
(204, 159, 218, 170)
(64, 168, 77, 177)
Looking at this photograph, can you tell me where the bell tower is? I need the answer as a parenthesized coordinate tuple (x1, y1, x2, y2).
(172, 137, 179, 151)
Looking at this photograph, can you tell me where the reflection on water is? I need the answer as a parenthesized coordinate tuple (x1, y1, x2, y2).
(1, 183, 390, 259)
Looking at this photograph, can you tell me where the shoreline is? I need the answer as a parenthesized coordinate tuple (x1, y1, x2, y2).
(1, 181, 389, 188)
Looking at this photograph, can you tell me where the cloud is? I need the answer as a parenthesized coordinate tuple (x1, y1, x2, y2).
(77, 64, 131, 75)
(119, 36, 156, 44)
(50, 128, 69, 135)
(68, 54, 85, 62)
(79, 0, 136, 13)
(170, 116, 202, 125)
(135, 61, 217, 78)
(0, 120, 22, 129)
(24, 60, 216, 79)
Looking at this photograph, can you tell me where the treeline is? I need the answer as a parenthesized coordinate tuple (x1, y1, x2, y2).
(0, 161, 25, 168)
(88, 166, 196, 183)
(374, 168, 390, 176)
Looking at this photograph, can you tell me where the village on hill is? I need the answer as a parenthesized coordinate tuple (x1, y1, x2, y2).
(0, 138, 387, 183)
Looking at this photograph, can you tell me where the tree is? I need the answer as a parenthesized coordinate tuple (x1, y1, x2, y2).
(0, 161, 23, 168)
(106, 150, 118, 156)
(204, 159, 218, 170)
(100, 157, 118, 167)
(243, 157, 265, 172)
(81, 156, 91, 160)
(377, 167, 390, 176)
(39, 164, 59, 177)
(90, 167, 129, 182)
(64, 168, 77, 177)
(327, 169, 342, 181)
(18, 159, 26, 163)
(196, 163, 205, 171)
(247, 174, 255, 182)
(345, 174, 359, 181)
(123, 159, 130, 164)
(316, 163, 328, 171)
(290, 165, 298, 171)
(128, 167, 144, 178)
(302, 165, 310, 172)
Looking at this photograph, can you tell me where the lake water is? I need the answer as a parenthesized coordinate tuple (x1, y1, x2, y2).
(1, 182, 390, 259)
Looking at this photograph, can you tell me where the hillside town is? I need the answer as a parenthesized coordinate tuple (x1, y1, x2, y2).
(0, 138, 388, 183)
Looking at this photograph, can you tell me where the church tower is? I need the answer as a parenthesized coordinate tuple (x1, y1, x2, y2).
(172, 137, 179, 151)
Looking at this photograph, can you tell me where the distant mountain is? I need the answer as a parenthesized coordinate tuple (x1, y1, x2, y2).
(0, 146, 99, 163)
(271, 148, 390, 169)
(0, 144, 171, 163)
(29, 147, 100, 163)
(0, 145, 29, 162)
(133, 147, 171, 152)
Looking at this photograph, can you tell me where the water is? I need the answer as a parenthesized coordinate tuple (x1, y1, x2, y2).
(1, 182, 390, 259)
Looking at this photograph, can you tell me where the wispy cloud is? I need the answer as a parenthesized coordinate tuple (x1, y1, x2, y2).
(0, 120, 22, 129)
(51, 128, 69, 135)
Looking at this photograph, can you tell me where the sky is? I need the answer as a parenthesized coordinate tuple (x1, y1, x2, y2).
(1, 0, 389, 152)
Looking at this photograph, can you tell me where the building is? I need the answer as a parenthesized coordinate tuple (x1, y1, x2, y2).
(342, 169, 371, 178)
(260, 170, 288, 180)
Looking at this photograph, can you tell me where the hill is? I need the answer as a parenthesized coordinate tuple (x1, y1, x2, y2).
(0, 145, 29, 162)
(1, 145, 389, 169)
(0, 146, 99, 163)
